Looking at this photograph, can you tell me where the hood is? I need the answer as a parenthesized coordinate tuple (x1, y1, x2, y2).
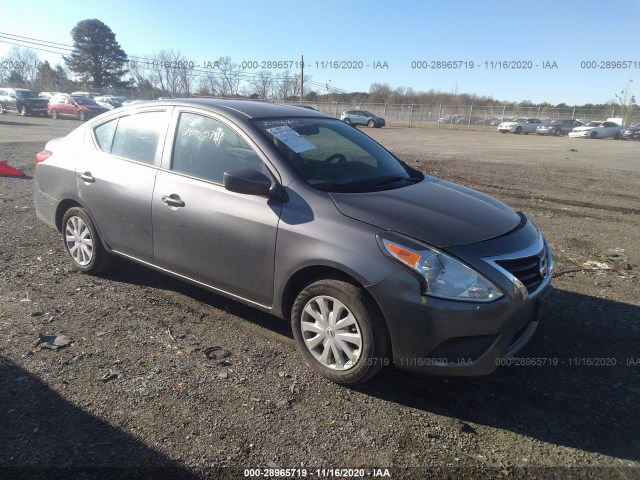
(330, 177, 521, 248)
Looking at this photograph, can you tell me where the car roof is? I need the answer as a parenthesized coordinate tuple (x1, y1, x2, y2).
(140, 98, 329, 121)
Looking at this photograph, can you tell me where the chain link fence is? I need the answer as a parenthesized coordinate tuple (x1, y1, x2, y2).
(36, 85, 640, 128)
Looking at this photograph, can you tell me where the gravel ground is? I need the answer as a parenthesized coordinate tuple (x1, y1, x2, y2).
(1, 115, 639, 479)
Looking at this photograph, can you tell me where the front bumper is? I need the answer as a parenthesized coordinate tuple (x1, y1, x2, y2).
(568, 130, 591, 137)
(367, 225, 552, 376)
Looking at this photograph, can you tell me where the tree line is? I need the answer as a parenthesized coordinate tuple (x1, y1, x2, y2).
(0, 18, 635, 114)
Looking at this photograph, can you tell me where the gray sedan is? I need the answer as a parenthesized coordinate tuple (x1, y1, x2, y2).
(34, 99, 552, 384)
(536, 119, 584, 136)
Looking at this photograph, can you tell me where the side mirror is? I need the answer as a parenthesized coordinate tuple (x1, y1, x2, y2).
(223, 168, 273, 196)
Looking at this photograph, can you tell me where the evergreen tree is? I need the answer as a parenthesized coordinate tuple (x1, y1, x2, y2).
(64, 19, 129, 89)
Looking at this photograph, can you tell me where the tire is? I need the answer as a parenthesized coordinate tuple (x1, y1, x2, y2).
(291, 278, 389, 385)
(0, 104, 6, 114)
(50, 109, 58, 120)
(20, 105, 29, 116)
(554, 128, 562, 136)
(78, 111, 86, 121)
(343, 118, 351, 125)
(367, 119, 375, 128)
(515, 126, 522, 134)
(590, 131, 597, 139)
(61, 207, 110, 274)
(614, 133, 620, 140)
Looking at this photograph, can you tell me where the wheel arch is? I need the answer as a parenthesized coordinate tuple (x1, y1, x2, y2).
(55, 199, 111, 252)
(278, 264, 392, 354)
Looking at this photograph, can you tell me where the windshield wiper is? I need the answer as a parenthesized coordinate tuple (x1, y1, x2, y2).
(370, 175, 420, 187)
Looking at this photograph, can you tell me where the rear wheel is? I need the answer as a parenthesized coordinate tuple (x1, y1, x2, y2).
(291, 278, 389, 385)
(78, 111, 86, 121)
(61, 207, 110, 274)
(19, 105, 29, 116)
(367, 119, 375, 128)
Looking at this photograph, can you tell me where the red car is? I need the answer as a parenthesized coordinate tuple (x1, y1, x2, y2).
(48, 94, 109, 121)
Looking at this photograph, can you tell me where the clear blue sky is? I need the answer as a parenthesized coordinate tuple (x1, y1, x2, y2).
(1, 0, 639, 105)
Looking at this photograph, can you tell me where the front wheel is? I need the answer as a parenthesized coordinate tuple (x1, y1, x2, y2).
(50, 109, 58, 119)
(554, 128, 562, 136)
(343, 118, 351, 125)
(590, 131, 598, 139)
(61, 207, 110, 274)
(20, 105, 29, 116)
(291, 278, 389, 384)
(515, 126, 522, 134)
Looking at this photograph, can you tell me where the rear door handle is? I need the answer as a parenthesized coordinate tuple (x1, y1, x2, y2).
(79, 172, 95, 183)
(161, 194, 185, 208)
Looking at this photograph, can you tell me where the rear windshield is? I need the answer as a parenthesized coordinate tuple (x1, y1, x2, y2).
(254, 118, 422, 192)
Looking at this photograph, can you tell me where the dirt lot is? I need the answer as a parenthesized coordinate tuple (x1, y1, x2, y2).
(1, 115, 639, 479)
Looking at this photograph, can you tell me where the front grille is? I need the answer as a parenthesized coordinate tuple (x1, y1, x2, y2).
(496, 249, 547, 294)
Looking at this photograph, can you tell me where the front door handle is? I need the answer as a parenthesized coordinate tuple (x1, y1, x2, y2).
(161, 194, 185, 208)
(79, 172, 95, 183)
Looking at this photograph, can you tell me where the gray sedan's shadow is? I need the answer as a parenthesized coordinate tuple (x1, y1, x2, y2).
(105, 264, 640, 463)
(354, 288, 640, 463)
(0, 357, 197, 479)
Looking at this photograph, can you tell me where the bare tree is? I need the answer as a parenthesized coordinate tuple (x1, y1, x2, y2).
(250, 70, 274, 99)
(4, 47, 40, 87)
(215, 56, 243, 97)
(146, 50, 196, 97)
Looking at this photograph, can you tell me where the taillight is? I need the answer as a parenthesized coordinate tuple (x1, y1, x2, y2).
(34, 150, 52, 167)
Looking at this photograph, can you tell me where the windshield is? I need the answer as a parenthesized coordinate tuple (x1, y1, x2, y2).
(254, 118, 422, 192)
(16, 90, 38, 98)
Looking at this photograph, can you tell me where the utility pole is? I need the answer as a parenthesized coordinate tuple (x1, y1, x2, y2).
(300, 55, 304, 102)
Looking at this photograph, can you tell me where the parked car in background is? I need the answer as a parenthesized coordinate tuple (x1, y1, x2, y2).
(536, 119, 584, 136)
(497, 118, 542, 134)
(340, 109, 385, 128)
(0, 87, 49, 116)
(568, 121, 623, 139)
(94, 96, 123, 110)
(48, 94, 109, 120)
(620, 123, 640, 140)
(33, 99, 552, 385)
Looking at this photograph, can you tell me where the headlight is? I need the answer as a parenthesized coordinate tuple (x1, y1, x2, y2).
(377, 234, 503, 302)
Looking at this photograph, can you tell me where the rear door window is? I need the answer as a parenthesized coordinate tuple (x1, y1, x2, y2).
(110, 111, 166, 164)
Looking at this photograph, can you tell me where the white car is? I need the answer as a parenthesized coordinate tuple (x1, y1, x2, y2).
(497, 118, 542, 134)
(568, 121, 623, 139)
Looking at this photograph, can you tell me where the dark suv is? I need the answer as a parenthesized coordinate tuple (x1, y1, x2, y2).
(0, 88, 49, 116)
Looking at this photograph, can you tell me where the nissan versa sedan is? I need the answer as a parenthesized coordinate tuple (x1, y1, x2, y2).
(33, 99, 552, 385)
